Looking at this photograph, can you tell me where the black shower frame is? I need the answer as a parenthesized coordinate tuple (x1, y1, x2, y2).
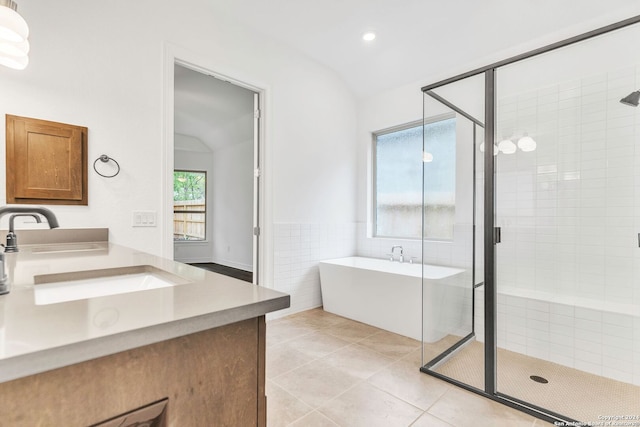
(419, 13, 640, 425)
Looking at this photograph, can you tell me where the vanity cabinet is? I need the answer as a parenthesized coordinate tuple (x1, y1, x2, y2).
(0, 237, 288, 426)
(0, 317, 267, 426)
(5, 114, 88, 206)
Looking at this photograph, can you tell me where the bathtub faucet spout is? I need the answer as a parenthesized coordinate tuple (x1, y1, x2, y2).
(390, 245, 404, 263)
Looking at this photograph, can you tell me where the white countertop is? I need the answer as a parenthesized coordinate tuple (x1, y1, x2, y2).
(0, 238, 289, 383)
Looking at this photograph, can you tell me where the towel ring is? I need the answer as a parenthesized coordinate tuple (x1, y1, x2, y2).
(93, 154, 120, 178)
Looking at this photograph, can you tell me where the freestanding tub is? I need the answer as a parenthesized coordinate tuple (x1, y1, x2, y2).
(319, 257, 468, 342)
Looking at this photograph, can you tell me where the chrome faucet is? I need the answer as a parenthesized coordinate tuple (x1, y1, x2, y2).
(390, 245, 404, 263)
(0, 206, 59, 295)
(4, 214, 42, 253)
(0, 206, 59, 229)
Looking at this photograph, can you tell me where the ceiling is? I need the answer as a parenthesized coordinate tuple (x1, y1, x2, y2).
(209, 0, 640, 98)
(175, 1, 640, 151)
(174, 64, 254, 152)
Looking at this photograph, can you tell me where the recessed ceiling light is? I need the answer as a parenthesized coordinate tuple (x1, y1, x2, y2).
(362, 32, 376, 41)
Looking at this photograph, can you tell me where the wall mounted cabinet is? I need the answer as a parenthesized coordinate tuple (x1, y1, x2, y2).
(5, 115, 88, 205)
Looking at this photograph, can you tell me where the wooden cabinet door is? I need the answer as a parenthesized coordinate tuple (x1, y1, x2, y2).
(6, 115, 88, 205)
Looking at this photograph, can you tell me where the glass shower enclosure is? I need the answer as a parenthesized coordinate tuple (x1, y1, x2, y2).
(420, 15, 640, 424)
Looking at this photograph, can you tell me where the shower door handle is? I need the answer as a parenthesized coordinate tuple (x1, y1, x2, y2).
(494, 227, 501, 244)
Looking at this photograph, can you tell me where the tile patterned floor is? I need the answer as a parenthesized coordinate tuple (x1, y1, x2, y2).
(434, 339, 640, 422)
(266, 308, 552, 427)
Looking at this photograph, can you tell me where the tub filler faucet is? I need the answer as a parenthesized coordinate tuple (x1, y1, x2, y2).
(390, 245, 404, 263)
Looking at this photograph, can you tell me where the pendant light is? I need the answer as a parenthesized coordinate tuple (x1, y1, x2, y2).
(0, 0, 29, 70)
(497, 138, 517, 154)
(482, 134, 537, 155)
(479, 142, 499, 156)
(517, 135, 537, 152)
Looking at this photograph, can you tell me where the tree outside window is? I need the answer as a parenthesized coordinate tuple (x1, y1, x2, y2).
(174, 170, 206, 241)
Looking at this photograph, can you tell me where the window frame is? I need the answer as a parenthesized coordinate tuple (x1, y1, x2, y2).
(173, 169, 208, 242)
(371, 113, 456, 241)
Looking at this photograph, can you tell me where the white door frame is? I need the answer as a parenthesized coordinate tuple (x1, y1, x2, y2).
(161, 42, 270, 286)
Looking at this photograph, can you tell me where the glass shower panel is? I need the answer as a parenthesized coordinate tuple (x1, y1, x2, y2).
(494, 23, 640, 422)
(421, 73, 485, 391)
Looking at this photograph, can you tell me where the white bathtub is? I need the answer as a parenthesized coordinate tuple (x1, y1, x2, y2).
(319, 257, 469, 342)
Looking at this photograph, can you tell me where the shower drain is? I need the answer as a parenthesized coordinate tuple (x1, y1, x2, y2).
(529, 375, 549, 384)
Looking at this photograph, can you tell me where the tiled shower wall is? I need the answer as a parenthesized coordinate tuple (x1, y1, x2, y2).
(495, 68, 640, 305)
(272, 223, 356, 316)
(475, 290, 640, 386)
(481, 66, 640, 385)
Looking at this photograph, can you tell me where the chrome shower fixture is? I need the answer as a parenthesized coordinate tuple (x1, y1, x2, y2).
(620, 90, 640, 107)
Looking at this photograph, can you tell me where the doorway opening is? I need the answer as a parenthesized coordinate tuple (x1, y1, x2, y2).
(172, 63, 262, 284)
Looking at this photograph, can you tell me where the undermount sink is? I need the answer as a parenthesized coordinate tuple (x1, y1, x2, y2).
(33, 265, 190, 305)
(30, 242, 106, 254)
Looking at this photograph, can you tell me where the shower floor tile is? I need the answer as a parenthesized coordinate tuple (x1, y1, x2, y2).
(266, 308, 547, 427)
(432, 340, 640, 423)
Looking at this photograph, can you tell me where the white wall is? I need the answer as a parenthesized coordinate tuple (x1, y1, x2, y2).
(0, 0, 358, 314)
(211, 139, 254, 271)
(355, 82, 424, 260)
(272, 68, 358, 224)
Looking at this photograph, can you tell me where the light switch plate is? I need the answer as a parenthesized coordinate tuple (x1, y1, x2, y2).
(132, 210, 156, 227)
